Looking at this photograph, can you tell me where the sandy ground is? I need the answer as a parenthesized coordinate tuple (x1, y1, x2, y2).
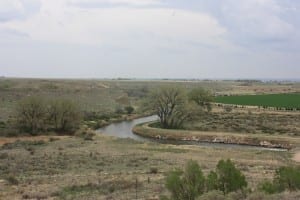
(293, 151, 300, 162)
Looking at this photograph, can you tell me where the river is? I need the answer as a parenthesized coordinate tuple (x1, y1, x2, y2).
(97, 115, 286, 151)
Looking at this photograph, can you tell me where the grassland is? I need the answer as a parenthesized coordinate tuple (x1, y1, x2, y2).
(0, 135, 299, 199)
(215, 93, 300, 109)
(185, 112, 300, 136)
(0, 78, 300, 199)
(1, 78, 300, 122)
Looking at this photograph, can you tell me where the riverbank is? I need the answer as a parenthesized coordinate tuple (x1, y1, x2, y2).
(133, 123, 300, 150)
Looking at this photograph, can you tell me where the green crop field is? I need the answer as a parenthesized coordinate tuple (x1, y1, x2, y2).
(215, 93, 300, 108)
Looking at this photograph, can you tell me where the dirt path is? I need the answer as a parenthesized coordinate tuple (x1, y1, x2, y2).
(293, 151, 300, 162)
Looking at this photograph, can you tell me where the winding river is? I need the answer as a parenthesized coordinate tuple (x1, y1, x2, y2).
(97, 115, 286, 151)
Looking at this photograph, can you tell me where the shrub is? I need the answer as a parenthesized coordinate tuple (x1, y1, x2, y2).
(274, 166, 300, 192)
(216, 159, 247, 194)
(149, 167, 158, 174)
(124, 106, 134, 114)
(258, 180, 278, 194)
(259, 166, 300, 194)
(5, 175, 19, 185)
(165, 160, 205, 200)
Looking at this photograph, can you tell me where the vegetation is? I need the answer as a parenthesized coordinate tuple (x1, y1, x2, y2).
(215, 159, 247, 194)
(165, 160, 205, 200)
(188, 88, 214, 112)
(260, 166, 300, 194)
(163, 159, 247, 200)
(148, 86, 213, 129)
(148, 86, 195, 129)
(215, 93, 300, 109)
(0, 78, 300, 199)
(124, 106, 134, 114)
(16, 97, 81, 135)
(16, 96, 47, 134)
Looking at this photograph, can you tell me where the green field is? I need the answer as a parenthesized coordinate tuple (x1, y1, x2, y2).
(215, 93, 300, 108)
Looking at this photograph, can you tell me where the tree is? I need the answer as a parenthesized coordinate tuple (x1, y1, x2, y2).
(48, 99, 81, 133)
(188, 88, 214, 112)
(16, 96, 47, 134)
(216, 159, 247, 194)
(148, 86, 195, 129)
(165, 160, 206, 200)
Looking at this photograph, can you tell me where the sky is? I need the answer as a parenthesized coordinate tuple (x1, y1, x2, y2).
(0, 0, 299, 79)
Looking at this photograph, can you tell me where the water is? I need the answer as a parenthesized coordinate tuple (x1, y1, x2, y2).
(97, 115, 287, 151)
(97, 115, 158, 141)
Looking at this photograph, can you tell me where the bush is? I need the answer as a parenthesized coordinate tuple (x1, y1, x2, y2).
(259, 166, 300, 194)
(258, 180, 278, 194)
(274, 166, 300, 192)
(124, 106, 134, 114)
(5, 175, 19, 185)
(165, 160, 205, 200)
(216, 159, 247, 194)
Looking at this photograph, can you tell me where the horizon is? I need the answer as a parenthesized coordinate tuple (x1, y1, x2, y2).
(1, 76, 300, 82)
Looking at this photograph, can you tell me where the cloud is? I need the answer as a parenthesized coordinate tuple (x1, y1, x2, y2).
(3, 1, 227, 48)
(0, 0, 41, 22)
(69, 0, 162, 6)
(0, 0, 299, 79)
(216, 0, 298, 49)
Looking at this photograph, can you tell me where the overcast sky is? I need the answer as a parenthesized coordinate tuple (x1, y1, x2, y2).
(0, 0, 299, 79)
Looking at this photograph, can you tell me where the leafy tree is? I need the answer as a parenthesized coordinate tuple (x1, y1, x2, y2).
(216, 159, 247, 194)
(16, 96, 47, 134)
(148, 86, 195, 129)
(188, 88, 214, 112)
(165, 160, 206, 200)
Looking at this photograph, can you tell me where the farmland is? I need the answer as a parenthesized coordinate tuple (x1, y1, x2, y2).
(215, 93, 300, 109)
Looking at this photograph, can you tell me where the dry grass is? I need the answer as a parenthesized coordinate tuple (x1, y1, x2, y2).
(0, 134, 298, 199)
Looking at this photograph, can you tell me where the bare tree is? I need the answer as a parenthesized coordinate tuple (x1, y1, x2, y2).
(16, 96, 46, 134)
(149, 86, 194, 129)
(47, 99, 81, 133)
